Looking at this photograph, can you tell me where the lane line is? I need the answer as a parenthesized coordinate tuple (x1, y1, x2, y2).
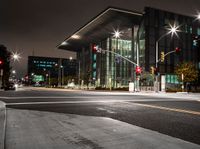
(0, 96, 194, 103)
(5, 100, 129, 106)
(126, 102, 200, 116)
(0, 96, 95, 99)
(5, 98, 194, 105)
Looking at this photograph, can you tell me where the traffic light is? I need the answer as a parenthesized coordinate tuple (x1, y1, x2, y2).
(135, 66, 142, 75)
(150, 66, 154, 74)
(175, 47, 181, 54)
(0, 59, 3, 68)
(92, 44, 97, 53)
(160, 51, 165, 62)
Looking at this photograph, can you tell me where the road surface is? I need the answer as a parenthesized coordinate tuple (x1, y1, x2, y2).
(0, 87, 200, 148)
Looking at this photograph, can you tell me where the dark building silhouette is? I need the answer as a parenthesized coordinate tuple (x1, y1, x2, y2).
(28, 56, 77, 86)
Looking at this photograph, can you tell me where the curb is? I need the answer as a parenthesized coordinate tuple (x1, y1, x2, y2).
(0, 101, 6, 149)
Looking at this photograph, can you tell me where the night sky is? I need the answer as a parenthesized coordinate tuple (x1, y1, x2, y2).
(0, 0, 200, 77)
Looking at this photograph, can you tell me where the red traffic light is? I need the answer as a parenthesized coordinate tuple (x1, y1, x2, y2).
(92, 44, 98, 52)
(0, 59, 3, 66)
(135, 66, 142, 75)
(175, 47, 181, 53)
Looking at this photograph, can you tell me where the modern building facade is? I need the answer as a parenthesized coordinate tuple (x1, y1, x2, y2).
(139, 7, 200, 90)
(58, 7, 200, 90)
(28, 56, 77, 86)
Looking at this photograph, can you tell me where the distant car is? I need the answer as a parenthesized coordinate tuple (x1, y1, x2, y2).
(4, 82, 16, 91)
(34, 82, 42, 87)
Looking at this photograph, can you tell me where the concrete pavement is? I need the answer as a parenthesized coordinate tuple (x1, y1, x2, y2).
(0, 101, 6, 149)
(5, 108, 200, 149)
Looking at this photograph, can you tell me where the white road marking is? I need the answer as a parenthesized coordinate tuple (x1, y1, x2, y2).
(97, 107, 116, 114)
(6, 100, 126, 106)
(125, 102, 200, 116)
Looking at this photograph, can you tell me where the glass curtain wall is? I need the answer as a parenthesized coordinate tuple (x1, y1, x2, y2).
(94, 27, 140, 88)
(110, 38, 132, 87)
(102, 28, 133, 88)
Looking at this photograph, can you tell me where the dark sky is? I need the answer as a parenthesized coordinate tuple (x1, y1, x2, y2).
(0, 0, 200, 77)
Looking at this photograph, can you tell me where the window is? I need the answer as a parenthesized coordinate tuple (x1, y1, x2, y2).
(189, 27, 192, 34)
(166, 74, 179, 84)
(197, 28, 200, 35)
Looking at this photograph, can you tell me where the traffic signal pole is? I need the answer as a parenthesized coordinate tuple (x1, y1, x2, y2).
(155, 48, 181, 92)
(95, 46, 140, 91)
(155, 41, 159, 92)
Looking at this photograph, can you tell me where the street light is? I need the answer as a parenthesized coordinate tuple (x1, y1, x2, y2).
(11, 51, 21, 61)
(60, 65, 64, 86)
(113, 30, 122, 38)
(155, 24, 179, 92)
(12, 70, 16, 74)
(197, 14, 200, 20)
(94, 29, 139, 91)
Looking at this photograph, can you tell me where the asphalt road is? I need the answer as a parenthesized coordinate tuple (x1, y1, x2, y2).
(1, 87, 200, 145)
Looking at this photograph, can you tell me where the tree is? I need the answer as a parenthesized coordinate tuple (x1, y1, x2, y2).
(0, 44, 11, 88)
(175, 62, 198, 85)
(140, 71, 154, 86)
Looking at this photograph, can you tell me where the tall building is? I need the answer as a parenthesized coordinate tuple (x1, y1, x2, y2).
(28, 56, 77, 86)
(58, 7, 200, 90)
(140, 7, 200, 89)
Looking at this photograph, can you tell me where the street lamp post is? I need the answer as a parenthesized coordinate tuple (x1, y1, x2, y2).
(155, 25, 178, 92)
(45, 71, 51, 86)
(113, 30, 121, 88)
(112, 30, 140, 91)
(60, 65, 64, 86)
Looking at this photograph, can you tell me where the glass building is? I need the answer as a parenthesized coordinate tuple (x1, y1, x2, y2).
(140, 7, 200, 90)
(58, 7, 200, 90)
(28, 56, 77, 86)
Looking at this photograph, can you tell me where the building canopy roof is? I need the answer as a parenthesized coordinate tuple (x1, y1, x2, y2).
(57, 7, 142, 52)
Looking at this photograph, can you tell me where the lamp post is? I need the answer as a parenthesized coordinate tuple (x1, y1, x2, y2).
(60, 65, 64, 86)
(11, 70, 16, 82)
(155, 25, 178, 92)
(113, 29, 140, 91)
(113, 30, 121, 88)
(93, 29, 140, 91)
(10, 52, 21, 83)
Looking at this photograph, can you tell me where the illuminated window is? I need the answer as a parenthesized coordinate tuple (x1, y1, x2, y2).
(197, 28, 200, 35)
(189, 27, 192, 34)
(93, 63, 96, 69)
(93, 54, 96, 61)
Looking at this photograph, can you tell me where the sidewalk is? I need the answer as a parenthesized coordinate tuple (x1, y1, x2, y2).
(132, 91, 200, 100)
(0, 101, 6, 149)
(5, 109, 200, 149)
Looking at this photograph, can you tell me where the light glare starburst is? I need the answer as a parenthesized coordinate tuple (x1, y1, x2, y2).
(12, 51, 21, 61)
